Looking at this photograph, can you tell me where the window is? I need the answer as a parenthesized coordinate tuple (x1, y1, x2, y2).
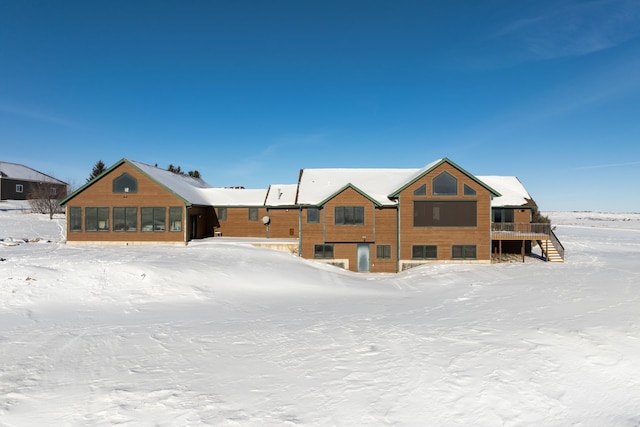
(464, 184, 476, 196)
(113, 173, 138, 193)
(493, 208, 514, 223)
(169, 207, 182, 231)
(307, 207, 319, 223)
(335, 206, 364, 225)
(69, 207, 82, 231)
(413, 184, 427, 196)
(452, 245, 477, 259)
(141, 207, 166, 231)
(85, 207, 109, 231)
(217, 207, 227, 221)
(16, 184, 23, 193)
(314, 244, 334, 259)
(433, 171, 457, 195)
(50, 187, 57, 196)
(412, 245, 437, 259)
(414, 201, 477, 227)
(376, 245, 391, 259)
(113, 207, 137, 231)
(249, 207, 259, 221)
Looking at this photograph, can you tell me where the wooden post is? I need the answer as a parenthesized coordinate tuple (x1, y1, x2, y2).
(521, 240, 525, 263)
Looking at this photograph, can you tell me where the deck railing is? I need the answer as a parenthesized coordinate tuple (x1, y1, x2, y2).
(491, 222, 551, 238)
(549, 229, 565, 260)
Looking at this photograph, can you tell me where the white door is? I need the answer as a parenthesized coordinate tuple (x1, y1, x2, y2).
(357, 244, 370, 272)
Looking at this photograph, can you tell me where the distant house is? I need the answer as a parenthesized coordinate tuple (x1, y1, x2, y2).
(61, 158, 564, 268)
(0, 161, 68, 201)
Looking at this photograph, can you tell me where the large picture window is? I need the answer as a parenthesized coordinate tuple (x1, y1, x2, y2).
(141, 207, 166, 232)
(113, 207, 137, 231)
(169, 207, 182, 232)
(69, 207, 82, 231)
(335, 206, 364, 225)
(414, 201, 476, 227)
(493, 208, 514, 223)
(85, 207, 109, 231)
(113, 173, 138, 193)
(314, 244, 334, 259)
(452, 245, 477, 259)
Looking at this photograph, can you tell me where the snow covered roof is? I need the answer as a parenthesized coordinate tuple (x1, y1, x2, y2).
(265, 184, 298, 206)
(128, 160, 216, 206)
(0, 161, 66, 185)
(200, 188, 268, 206)
(296, 168, 418, 206)
(477, 176, 535, 208)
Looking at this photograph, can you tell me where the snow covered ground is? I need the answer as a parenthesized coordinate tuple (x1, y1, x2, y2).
(1, 201, 640, 426)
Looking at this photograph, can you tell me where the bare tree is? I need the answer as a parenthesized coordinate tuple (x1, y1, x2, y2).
(28, 182, 67, 220)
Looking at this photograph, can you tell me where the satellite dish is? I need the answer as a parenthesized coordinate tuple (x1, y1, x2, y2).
(262, 215, 271, 225)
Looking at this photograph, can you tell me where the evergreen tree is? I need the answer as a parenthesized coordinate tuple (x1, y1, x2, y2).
(87, 160, 106, 182)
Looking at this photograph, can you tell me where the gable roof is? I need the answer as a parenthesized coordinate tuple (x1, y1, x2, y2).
(477, 176, 536, 208)
(61, 159, 215, 206)
(296, 168, 417, 206)
(389, 158, 501, 198)
(0, 161, 67, 185)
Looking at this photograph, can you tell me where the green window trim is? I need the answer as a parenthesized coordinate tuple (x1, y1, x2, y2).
(113, 173, 138, 193)
(141, 207, 166, 232)
(376, 244, 391, 259)
(113, 207, 138, 232)
(249, 207, 259, 221)
(314, 244, 334, 259)
(307, 207, 320, 223)
(85, 207, 109, 232)
(169, 207, 182, 232)
(433, 171, 458, 196)
(69, 207, 82, 232)
(335, 206, 364, 225)
(452, 245, 477, 259)
(412, 245, 437, 259)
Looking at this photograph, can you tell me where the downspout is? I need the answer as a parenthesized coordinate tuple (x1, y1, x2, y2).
(298, 206, 302, 257)
(396, 198, 401, 273)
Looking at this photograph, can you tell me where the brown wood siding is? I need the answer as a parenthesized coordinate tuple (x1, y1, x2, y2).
(216, 207, 270, 237)
(1, 178, 67, 201)
(188, 206, 217, 239)
(323, 188, 376, 243)
(513, 208, 532, 223)
(370, 207, 398, 273)
(266, 208, 299, 238)
(300, 207, 325, 260)
(398, 163, 492, 261)
(65, 163, 187, 243)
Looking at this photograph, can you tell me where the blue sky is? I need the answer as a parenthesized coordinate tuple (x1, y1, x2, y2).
(1, 0, 639, 212)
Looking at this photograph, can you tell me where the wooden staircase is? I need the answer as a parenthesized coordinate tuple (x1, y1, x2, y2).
(537, 238, 564, 262)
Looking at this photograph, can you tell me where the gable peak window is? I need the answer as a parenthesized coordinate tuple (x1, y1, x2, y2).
(464, 184, 476, 196)
(113, 173, 138, 193)
(413, 184, 427, 197)
(433, 171, 457, 196)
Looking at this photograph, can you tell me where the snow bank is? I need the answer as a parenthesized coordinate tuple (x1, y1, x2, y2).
(1, 210, 640, 426)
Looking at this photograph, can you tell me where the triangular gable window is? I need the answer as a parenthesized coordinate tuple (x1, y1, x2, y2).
(413, 184, 427, 196)
(464, 184, 476, 196)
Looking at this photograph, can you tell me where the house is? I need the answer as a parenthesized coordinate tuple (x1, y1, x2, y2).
(0, 161, 68, 201)
(60, 159, 220, 244)
(296, 158, 501, 272)
(60, 158, 563, 269)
